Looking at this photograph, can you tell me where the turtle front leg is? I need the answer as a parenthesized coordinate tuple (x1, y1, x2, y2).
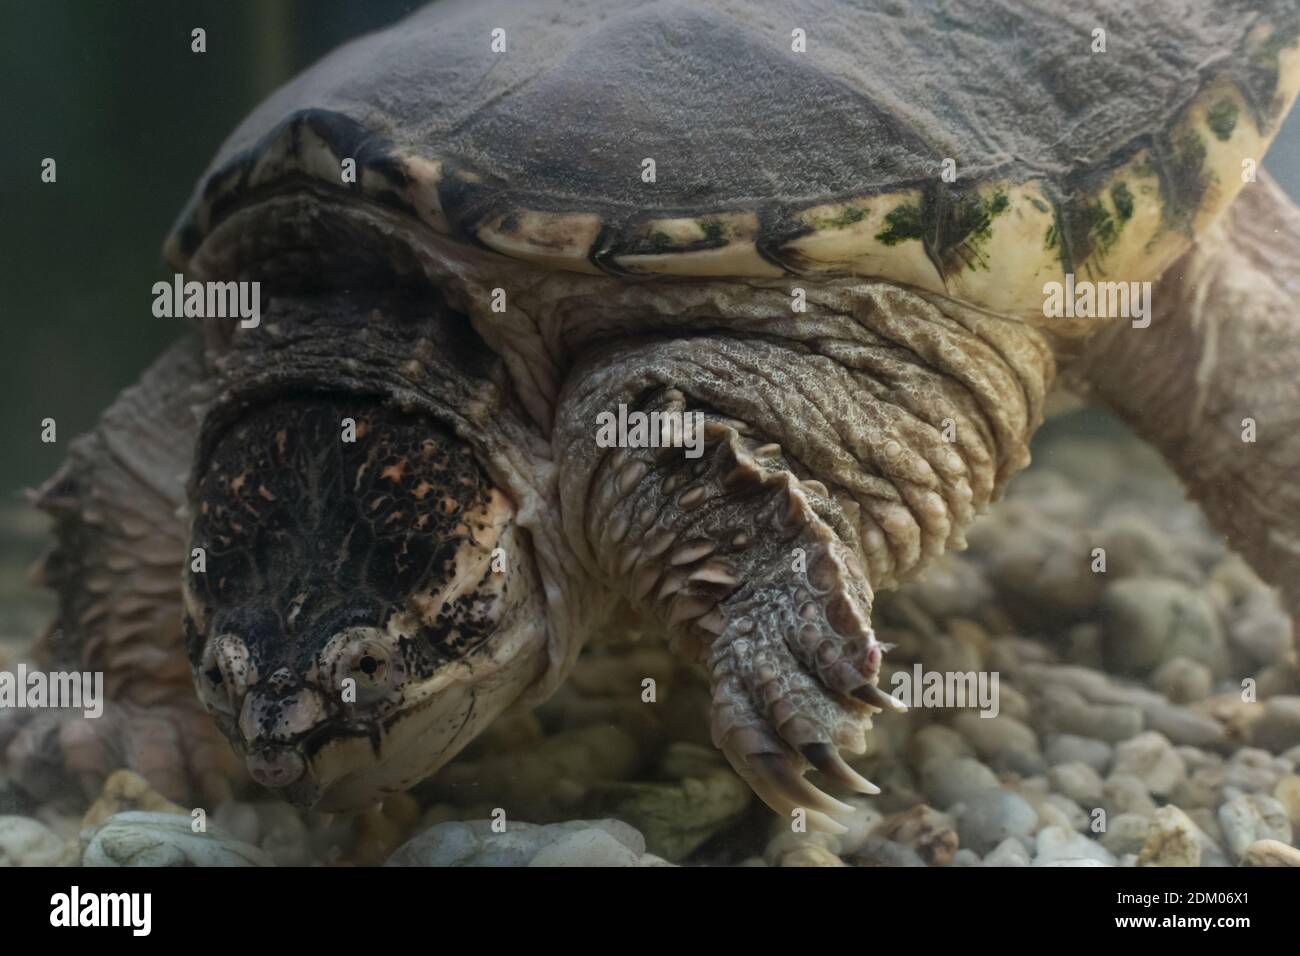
(1071, 171, 1300, 661)
(556, 300, 1053, 828)
(585, 392, 892, 832)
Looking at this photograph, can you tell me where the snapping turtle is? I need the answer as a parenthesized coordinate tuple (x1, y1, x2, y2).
(7, 0, 1300, 831)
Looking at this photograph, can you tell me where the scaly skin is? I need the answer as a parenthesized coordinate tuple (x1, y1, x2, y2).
(555, 282, 1055, 827)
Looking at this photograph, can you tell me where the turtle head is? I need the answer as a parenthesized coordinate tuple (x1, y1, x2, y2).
(182, 396, 548, 811)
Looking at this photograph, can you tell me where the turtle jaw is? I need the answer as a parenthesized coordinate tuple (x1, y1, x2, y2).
(231, 607, 549, 812)
(294, 619, 549, 812)
(189, 576, 551, 812)
(185, 526, 552, 811)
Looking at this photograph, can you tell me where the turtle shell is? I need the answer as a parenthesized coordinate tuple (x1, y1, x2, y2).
(166, 0, 1300, 322)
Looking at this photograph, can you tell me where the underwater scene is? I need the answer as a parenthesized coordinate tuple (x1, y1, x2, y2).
(2, 0, 1300, 909)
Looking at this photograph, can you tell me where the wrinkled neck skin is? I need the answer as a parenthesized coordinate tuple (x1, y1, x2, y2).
(192, 195, 1058, 692)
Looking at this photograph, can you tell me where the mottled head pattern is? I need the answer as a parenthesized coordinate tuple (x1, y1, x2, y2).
(183, 397, 544, 809)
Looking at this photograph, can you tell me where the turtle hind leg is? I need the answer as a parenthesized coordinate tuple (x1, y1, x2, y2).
(1, 338, 239, 805)
(1071, 171, 1300, 665)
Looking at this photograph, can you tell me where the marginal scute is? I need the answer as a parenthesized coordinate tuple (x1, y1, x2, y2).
(776, 188, 946, 296)
(604, 210, 783, 277)
(477, 208, 604, 274)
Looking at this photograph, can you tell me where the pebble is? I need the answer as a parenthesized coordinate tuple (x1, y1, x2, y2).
(1048, 762, 1105, 806)
(1033, 826, 1116, 865)
(1065, 623, 1104, 670)
(1136, 806, 1202, 867)
(1273, 775, 1300, 826)
(1045, 735, 1112, 774)
(0, 815, 72, 866)
(81, 770, 188, 830)
(586, 743, 752, 862)
(901, 558, 994, 620)
(777, 843, 846, 867)
(1100, 813, 1151, 857)
(953, 789, 1037, 855)
(1036, 857, 1113, 866)
(1052, 700, 1144, 742)
(908, 724, 974, 769)
(1103, 774, 1158, 817)
(920, 757, 1000, 810)
(255, 802, 314, 867)
(1239, 839, 1300, 866)
(1250, 697, 1300, 754)
(1033, 801, 1075, 834)
(1142, 703, 1226, 748)
(982, 837, 1031, 867)
(764, 829, 838, 866)
(386, 819, 664, 867)
(1217, 794, 1293, 859)
(995, 684, 1033, 723)
(1040, 794, 1089, 833)
(1227, 594, 1292, 666)
(873, 804, 958, 866)
(952, 713, 1040, 763)
(1151, 657, 1212, 704)
(829, 798, 885, 856)
(1171, 766, 1226, 810)
(1100, 578, 1226, 677)
(990, 747, 1047, 777)
(850, 837, 925, 867)
(1110, 732, 1186, 797)
(530, 829, 642, 867)
(82, 811, 270, 867)
(1224, 747, 1290, 793)
(1093, 517, 1195, 582)
(1256, 664, 1298, 700)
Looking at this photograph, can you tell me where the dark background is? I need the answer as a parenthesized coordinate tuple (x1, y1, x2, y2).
(2, 0, 1299, 500)
(0, 0, 419, 499)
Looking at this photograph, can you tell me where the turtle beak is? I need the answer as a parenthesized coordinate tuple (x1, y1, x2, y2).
(236, 677, 329, 789)
(245, 746, 308, 789)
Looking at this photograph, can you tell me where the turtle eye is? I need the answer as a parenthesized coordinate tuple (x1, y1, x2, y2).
(351, 649, 388, 685)
(320, 627, 405, 706)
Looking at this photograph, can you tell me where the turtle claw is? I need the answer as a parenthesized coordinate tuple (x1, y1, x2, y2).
(736, 751, 850, 835)
(801, 742, 881, 795)
(749, 752, 857, 816)
(709, 612, 889, 826)
(853, 682, 907, 714)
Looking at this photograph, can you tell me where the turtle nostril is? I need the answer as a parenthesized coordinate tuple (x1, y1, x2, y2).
(246, 748, 306, 789)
